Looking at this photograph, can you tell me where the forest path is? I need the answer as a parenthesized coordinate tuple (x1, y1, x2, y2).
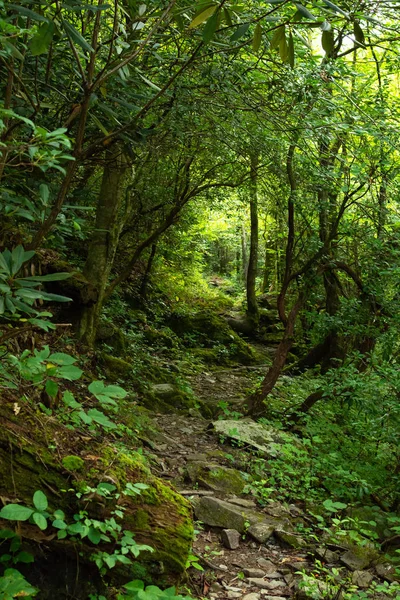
(147, 351, 313, 600)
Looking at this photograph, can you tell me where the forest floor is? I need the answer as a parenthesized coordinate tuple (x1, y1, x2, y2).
(143, 347, 397, 600)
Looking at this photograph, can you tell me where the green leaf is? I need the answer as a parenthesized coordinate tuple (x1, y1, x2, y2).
(88, 380, 105, 395)
(270, 25, 285, 49)
(88, 528, 102, 544)
(29, 21, 55, 56)
(11, 246, 33, 276)
(294, 3, 316, 20)
(52, 519, 67, 530)
(48, 353, 76, 366)
(0, 568, 38, 598)
(62, 20, 94, 53)
(8, 4, 49, 22)
(322, 0, 348, 17)
(279, 34, 288, 61)
(56, 365, 83, 381)
(288, 31, 295, 68)
(45, 379, 59, 399)
(353, 21, 365, 45)
(223, 8, 233, 27)
(321, 29, 334, 54)
(189, 5, 217, 28)
(33, 490, 48, 512)
(252, 23, 262, 52)
(16, 551, 34, 563)
(35, 291, 72, 303)
(230, 23, 249, 42)
(32, 512, 48, 530)
(124, 580, 145, 592)
(202, 12, 218, 43)
(0, 504, 34, 521)
(22, 272, 71, 282)
(87, 409, 117, 429)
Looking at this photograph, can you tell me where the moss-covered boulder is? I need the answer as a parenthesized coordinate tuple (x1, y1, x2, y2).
(185, 461, 250, 495)
(96, 322, 127, 355)
(143, 327, 180, 349)
(100, 353, 133, 379)
(167, 310, 256, 365)
(0, 403, 193, 597)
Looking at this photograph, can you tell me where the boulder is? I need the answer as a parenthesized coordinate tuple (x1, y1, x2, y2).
(194, 497, 265, 532)
(340, 550, 372, 571)
(185, 461, 249, 495)
(212, 419, 288, 457)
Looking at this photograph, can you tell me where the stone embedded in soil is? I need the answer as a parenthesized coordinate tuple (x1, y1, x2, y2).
(243, 568, 267, 578)
(340, 550, 372, 571)
(210, 583, 224, 593)
(221, 528, 241, 550)
(212, 419, 286, 457)
(247, 578, 285, 590)
(227, 496, 257, 509)
(194, 497, 247, 531)
(186, 461, 248, 494)
(248, 522, 275, 544)
(352, 570, 374, 588)
(315, 546, 340, 563)
(375, 562, 398, 582)
(193, 496, 266, 532)
(256, 558, 279, 573)
(227, 592, 241, 599)
(274, 529, 306, 549)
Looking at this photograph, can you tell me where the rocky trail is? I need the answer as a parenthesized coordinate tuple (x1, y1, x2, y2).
(143, 361, 399, 600)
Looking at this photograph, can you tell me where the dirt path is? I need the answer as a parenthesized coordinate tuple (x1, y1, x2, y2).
(147, 364, 312, 600)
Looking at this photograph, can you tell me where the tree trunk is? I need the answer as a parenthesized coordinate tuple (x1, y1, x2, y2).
(246, 153, 259, 326)
(78, 146, 129, 346)
(246, 294, 303, 417)
(140, 243, 157, 299)
(241, 223, 248, 283)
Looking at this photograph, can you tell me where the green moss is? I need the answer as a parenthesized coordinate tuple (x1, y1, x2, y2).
(62, 455, 85, 471)
(100, 353, 133, 380)
(134, 508, 150, 530)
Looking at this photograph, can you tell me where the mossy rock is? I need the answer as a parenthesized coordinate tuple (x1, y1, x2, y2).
(96, 322, 126, 355)
(143, 383, 209, 416)
(167, 310, 256, 365)
(0, 404, 193, 596)
(100, 353, 133, 379)
(143, 327, 180, 349)
(185, 461, 250, 495)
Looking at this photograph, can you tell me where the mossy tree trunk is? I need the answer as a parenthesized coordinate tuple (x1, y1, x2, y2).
(246, 152, 259, 327)
(78, 145, 130, 346)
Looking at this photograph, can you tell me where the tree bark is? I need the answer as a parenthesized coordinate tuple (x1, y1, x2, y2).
(78, 146, 129, 345)
(246, 153, 259, 326)
(246, 294, 304, 417)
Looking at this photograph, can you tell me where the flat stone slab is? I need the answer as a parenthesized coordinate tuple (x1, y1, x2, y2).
(247, 578, 285, 590)
(352, 570, 374, 588)
(213, 419, 286, 456)
(243, 568, 266, 578)
(194, 496, 266, 532)
(257, 558, 279, 573)
(340, 550, 372, 571)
